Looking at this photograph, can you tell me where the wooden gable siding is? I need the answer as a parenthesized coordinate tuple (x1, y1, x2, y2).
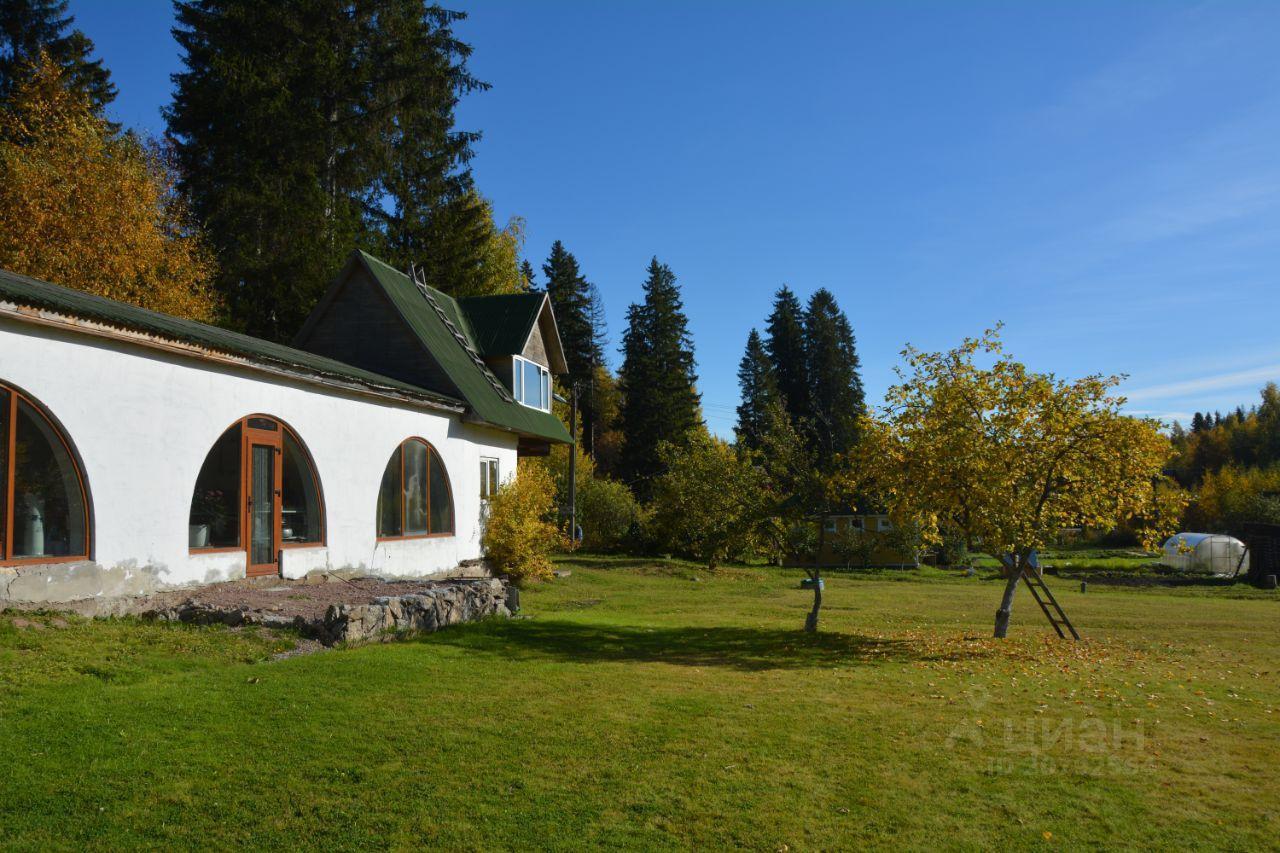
(295, 268, 460, 397)
(523, 319, 549, 368)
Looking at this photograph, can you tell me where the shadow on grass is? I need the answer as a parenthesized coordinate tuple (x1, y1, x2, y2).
(422, 618, 993, 672)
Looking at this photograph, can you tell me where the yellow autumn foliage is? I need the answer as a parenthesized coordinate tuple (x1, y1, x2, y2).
(481, 459, 562, 585)
(1188, 463, 1280, 530)
(854, 326, 1183, 561)
(0, 55, 218, 321)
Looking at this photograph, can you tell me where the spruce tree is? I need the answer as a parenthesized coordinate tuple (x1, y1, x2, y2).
(584, 279, 611, 454)
(0, 0, 115, 115)
(735, 329, 780, 452)
(765, 285, 809, 427)
(586, 280, 609, 360)
(618, 258, 701, 497)
(803, 289, 865, 467)
(543, 240, 605, 453)
(520, 259, 537, 289)
(543, 241, 599, 376)
(166, 0, 487, 340)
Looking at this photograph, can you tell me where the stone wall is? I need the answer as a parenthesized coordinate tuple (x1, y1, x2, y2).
(322, 578, 513, 644)
(145, 577, 514, 646)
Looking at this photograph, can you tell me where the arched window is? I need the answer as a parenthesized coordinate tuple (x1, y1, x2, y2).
(377, 438, 453, 538)
(189, 415, 323, 576)
(0, 382, 90, 564)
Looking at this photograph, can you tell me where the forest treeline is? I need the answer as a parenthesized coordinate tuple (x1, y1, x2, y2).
(0, 0, 868, 568)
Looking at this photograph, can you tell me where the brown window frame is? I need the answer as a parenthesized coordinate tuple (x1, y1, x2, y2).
(376, 437, 455, 541)
(0, 382, 92, 567)
(480, 457, 499, 501)
(188, 415, 327, 563)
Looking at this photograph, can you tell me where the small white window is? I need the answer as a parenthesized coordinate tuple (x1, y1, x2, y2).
(512, 356, 551, 412)
(823, 519, 837, 533)
(480, 457, 499, 500)
(877, 517, 892, 531)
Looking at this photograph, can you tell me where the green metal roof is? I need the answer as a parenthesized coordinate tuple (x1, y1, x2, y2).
(353, 252, 572, 445)
(458, 292, 546, 357)
(0, 266, 464, 410)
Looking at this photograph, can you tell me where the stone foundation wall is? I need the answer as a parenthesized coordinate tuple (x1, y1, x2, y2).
(146, 577, 514, 646)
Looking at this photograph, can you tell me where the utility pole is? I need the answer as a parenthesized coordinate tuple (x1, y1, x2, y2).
(568, 381, 579, 547)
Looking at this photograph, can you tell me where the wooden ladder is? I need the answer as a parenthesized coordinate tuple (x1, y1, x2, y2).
(1021, 568, 1080, 640)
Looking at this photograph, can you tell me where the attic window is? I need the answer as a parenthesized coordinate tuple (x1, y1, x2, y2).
(513, 355, 551, 412)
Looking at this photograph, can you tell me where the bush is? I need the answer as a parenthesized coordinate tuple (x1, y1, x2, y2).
(578, 477, 641, 552)
(481, 461, 562, 585)
(646, 435, 765, 569)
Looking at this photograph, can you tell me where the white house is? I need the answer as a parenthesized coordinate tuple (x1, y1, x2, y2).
(0, 250, 571, 605)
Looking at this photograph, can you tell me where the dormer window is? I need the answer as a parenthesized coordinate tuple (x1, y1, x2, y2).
(513, 355, 551, 411)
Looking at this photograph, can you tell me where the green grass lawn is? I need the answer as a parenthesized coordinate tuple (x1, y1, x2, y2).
(1, 558, 1277, 850)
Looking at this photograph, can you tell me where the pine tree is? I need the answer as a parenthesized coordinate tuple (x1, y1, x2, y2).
(735, 329, 780, 452)
(166, 0, 488, 340)
(520, 259, 537, 289)
(0, 0, 115, 116)
(543, 240, 605, 453)
(617, 258, 702, 497)
(803, 289, 865, 467)
(1191, 412, 1206, 433)
(765, 285, 809, 427)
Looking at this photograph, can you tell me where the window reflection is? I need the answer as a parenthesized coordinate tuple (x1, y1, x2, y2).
(11, 398, 87, 559)
(377, 439, 453, 537)
(189, 425, 240, 548)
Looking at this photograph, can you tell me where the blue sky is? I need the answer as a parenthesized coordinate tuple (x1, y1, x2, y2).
(74, 0, 1280, 435)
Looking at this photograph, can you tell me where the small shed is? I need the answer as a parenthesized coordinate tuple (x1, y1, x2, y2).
(1161, 533, 1249, 575)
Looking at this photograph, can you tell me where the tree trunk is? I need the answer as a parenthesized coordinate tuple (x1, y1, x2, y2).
(993, 559, 1022, 638)
(807, 517, 827, 633)
(805, 573, 822, 633)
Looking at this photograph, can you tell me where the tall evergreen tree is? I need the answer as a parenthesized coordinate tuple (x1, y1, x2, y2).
(802, 288, 865, 467)
(617, 258, 701, 496)
(371, 2, 490, 295)
(735, 329, 780, 452)
(586, 280, 609, 360)
(543, 241, 599, 374)
(584, 279, 611, 454)
(520, 258, 537, 289)
(543, 240, 605, 452)
(0, 0, 114, 116)
(765, 285, 809, 427)
(166, 0, 488, 341)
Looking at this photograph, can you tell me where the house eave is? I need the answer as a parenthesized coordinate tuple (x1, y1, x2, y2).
(0, 301, 468, 416)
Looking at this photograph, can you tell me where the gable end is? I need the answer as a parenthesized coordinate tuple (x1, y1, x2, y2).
(293, 260, 460, 398)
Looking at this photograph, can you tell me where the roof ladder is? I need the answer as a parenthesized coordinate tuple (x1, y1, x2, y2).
(409, 266, 514, 403)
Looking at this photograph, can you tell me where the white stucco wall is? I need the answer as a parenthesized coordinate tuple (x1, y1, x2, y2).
(0, 316, 519, 601)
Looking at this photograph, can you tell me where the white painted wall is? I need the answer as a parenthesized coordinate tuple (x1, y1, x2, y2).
(0, 317, 518, 598)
